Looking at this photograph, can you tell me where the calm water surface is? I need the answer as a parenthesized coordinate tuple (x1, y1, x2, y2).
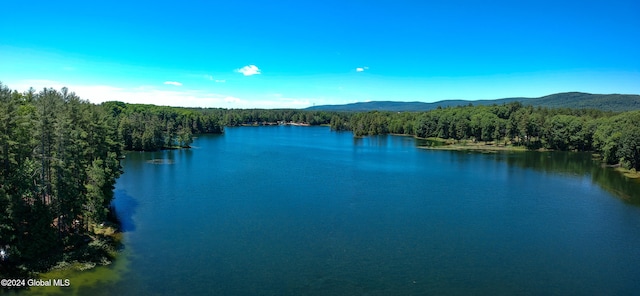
(26, 126, 640, 295)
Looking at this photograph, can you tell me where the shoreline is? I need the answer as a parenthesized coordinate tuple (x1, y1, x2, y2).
(416, 137, 530, 152)
(419, 143, 529, 152)
(238, 121, 312, 127)
(615, 167, 640, 179)
(414, 136, 640, 180)
(0, 223, 122, 291)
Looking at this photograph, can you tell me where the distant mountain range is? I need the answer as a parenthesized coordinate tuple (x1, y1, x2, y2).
(305, 92, 640, 112)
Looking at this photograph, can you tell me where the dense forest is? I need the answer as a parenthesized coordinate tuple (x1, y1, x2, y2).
(1, 83, 639, 279)
(328, 103, 640, 171)
(102, 103, 335, 151)
(0, 84, 123, 275)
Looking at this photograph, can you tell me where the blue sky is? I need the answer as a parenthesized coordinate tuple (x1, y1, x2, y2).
(1, 0, 639, 108)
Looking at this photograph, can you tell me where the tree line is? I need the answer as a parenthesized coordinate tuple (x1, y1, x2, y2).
(101, 102, 336, 151)
(330, 102, 640, 171)
(102, 101, 222, 151)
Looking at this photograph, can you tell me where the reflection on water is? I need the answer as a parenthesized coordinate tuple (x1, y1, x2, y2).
(110, 190, 138, 233)
(495, 151, 640, 204)
(145, 159, 175, 165)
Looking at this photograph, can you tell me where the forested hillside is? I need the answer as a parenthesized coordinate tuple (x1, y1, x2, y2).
(534, 92, 640, 111)
(328, 103, 640, 171)
(308, 92, 640, 112)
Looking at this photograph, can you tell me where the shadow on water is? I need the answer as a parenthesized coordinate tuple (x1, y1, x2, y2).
(5, 192, 137, 295)
(415, 138, 446, 147)
(453, 150, 640, 205)
(591, 166, 640, 205)
(109, 190, 138, 233)
(353, 134, 389, 147)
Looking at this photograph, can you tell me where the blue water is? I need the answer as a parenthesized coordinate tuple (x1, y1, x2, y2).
(63, 126, 640, 295)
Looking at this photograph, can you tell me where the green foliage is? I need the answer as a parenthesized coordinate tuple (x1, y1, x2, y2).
(110, 103, 221, 151)
(331, 100, 640, 170)
(330, 114, 350, 131)
(617, 126, 640, 171)
(0, 83, 122, 273)
(106, 103, 337, 150)
(544, 115, 588, 150)
(593, 111, 640, 165)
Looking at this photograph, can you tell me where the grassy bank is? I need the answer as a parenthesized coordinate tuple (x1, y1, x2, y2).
(0, 222, 122, 293)
(615, 167, 640, 179)
(418, 137, 529, 152)
(420, 137, 640, 181)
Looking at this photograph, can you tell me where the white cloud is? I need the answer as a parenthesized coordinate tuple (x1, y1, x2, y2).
(236, 65, 261, 76)
(215, 79, 226, 83)
(356, 66, 369, 72)
(224, 96, 243, 103)
(204, 75, 214, 81)
(4, 79, 322, 109)
(164, 81, 183, 86)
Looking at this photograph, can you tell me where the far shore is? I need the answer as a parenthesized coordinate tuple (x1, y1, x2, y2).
(416, 137, 640, 180)
(416, 137, 530, 152)
(239, 121, 311, 127)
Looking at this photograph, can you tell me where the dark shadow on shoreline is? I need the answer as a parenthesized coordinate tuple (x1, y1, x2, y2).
(443, 150, 640, 205)
(109, 190, 139, 233)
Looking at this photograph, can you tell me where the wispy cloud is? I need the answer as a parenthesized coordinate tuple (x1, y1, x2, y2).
(224, 96, 243, 103)
(203, 75, 225, 83)
(356, 66, 369, 72)
(164, 81, 183, 86)
(236, 65, 261, 76)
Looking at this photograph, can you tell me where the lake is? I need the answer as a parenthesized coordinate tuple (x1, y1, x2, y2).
(24, 126, 640, 295)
